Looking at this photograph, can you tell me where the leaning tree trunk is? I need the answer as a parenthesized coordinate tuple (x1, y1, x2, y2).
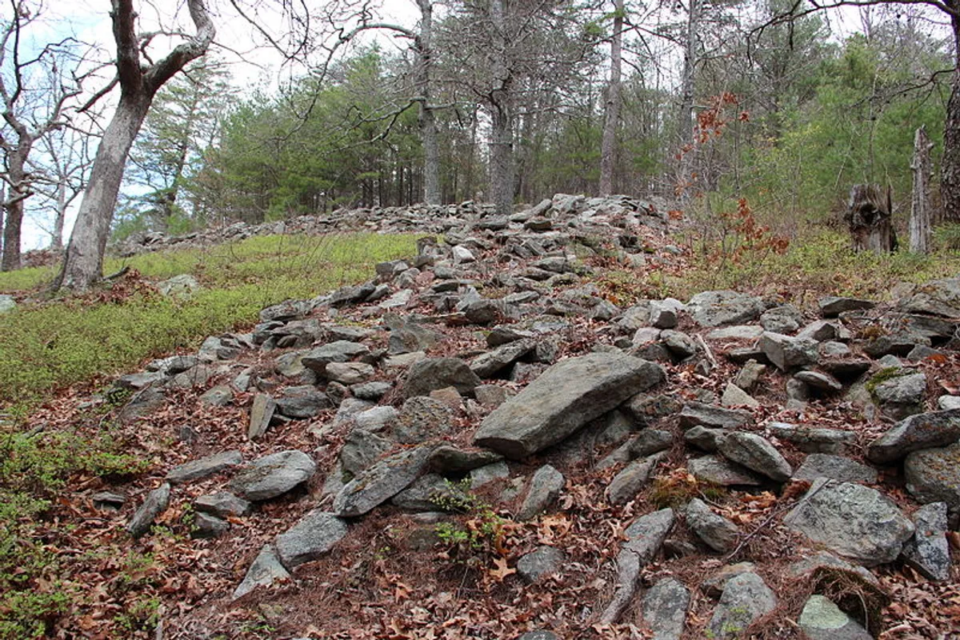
(2, 145, 32, 271)
(599, 0, 624, 197)
(54, 94, 151, 290)
(910, 126, 933, 253)
(845, 184, 898, 253)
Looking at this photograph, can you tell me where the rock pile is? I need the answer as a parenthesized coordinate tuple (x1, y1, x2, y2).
(109, 193, 956, 637)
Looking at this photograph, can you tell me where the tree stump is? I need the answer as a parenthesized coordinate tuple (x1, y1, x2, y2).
(845, 184, 897, 253)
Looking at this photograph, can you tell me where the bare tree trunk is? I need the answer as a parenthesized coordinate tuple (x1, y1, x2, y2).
(488, 0, 514, 216)
(910, 126, 933, 253)
(676, 0, 700, 201)
(600, 0, 624, 197)
(941, 7, 960, 222)
(56, 95, 151, 289)
(846, 184, 897, 253)
(52, 179, 67, 249)
(416, 0, 441, 205)
(2, 146, 32, 271)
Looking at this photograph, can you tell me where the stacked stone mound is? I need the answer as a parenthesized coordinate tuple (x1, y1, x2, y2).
(111, 193, 957, 638)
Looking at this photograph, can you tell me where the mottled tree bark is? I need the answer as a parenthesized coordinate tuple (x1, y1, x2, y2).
(416, 0, 441, 205)
(600, 0, 624, 197)
(942, 5, 960, 222)
(911, 126, 933, 253)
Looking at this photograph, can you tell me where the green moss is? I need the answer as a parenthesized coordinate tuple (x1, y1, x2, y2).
(865, 367, 909, 396)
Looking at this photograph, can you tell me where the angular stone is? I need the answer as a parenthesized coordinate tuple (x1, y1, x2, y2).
(195, 492, 251, 518)
(232, 546, 290, 600)
(761, 304, 803, 334)
(784, 479, 914, 566)
(734, 360, 766, 392)
(386, 316, 441, 355)
(678, 402, 751, 431)
(192, 512, 230, 538)
(126, 483, 171, 538)
(392, 474, 468, 512)
(759, 332, 818, 371)
(866, 409, 960, 464)
(517, 546, 565, 583)
(871, 371, 927, 419)
(794, 454, 878, 484)
(661, 330, 698, 359)
(689, 456, 764, 486)
(394, 396, 453, 444)
(428, 446, 503, 474)
(701, 562, 757, 598)
(707, 573, 777, 639)
(116, 371, 166, 390)
(333, 446, 433, 517)
(794, 370, 843, 393)
(340, 429, 392, 476)
(353, 405, 397, 432)
(325, 361, 376, 385)
(799, 595, 873, 640)
(766, 422, 856, 454)
(470, 338, 536, 378)
(684, 426, 725, 452)
(600, 509, 675, 624)
(718, 432, 792, 482)
(473, 353, 665, 459)
(686, 498, 739, 553)
(402, 357, 482, 398)
(901, 502, 951, 581)
(230, 450, 317, 501)
(469, 461, 510, 488)
(518, 464, 565, 520)
(167, 450, 243, 484)
(641, 577, 689, 640)
(248, 393, 276, 439)
(200, 384, 233, 406)
(720, 382, 759, 409)
(649, 299, 682, 329)
(275, 510, 348, 568)
(819, 296, 875, 317)
(786, 551, 880, 587)
(606, 454, 662, 505)
(706, 325, 764, 341)
(687, 290, 765, 327)
(301, 341, 370, 372)
(352, 381, 393, 401)
(904, 443, 960, 510)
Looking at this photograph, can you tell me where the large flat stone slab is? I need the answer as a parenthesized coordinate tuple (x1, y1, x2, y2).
(333, 446, 433, 517)
(866, 409, 960, 464)
(473, 353, 665, 459)
(229, 450, 316, 501)
(275, 510, 348, 568)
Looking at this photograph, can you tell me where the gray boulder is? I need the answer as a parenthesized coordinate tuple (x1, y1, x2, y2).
(232, 546, 291, 600)
(866, 409, 960, 464)
(678, 402, 751, 430)
(689, 455, 764, 486)
(394, 396, 454, 444)
(230, 450, 317, 501)
(126, 483, 171, 538)
(470, 338, 536, 378)
(707, 573, 777, 639)
(275, 510, 349, 568)
(901, 502, 951, 581)
(517, 465, 565, 520)
(166, 450, 243, 484)
(686, 498, 739, 553)
(517, 546, 565, 583)
(333, 446, 433, 517)
(402, 357, 482, 398)
(340, 429, 393, 476)
(473, 353, 664, 459)
(784, 479, 914, 566)
(799, 595, 873, 640)
(717, 432, 792, 482)
(759, 332, 818, 371)
(687, 290, 765, 327)
(794, 454, 878, 485)
(871, 370, 927, 419)
(247, 393, 276, 439)
(195, 492, 251, 518)
(819, 296, 875, 317)
(767, 422, 855, 454)
(904, 443, 960, 510)
(301, 341, 370, 372)
(641, 577, 689, 640)
(606, 454, 663, 505)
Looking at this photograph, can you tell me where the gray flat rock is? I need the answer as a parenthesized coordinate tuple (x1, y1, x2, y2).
(517, 546, 565, 583)
(126, 483, 171, 538)
(718, 432, 792, 482)
(707, 572, 777, 639)
(473, 352, 665, 459)
(767, 422, 856, 454)
(689, 455, 764, 486)
(275, 510, 348, 568)
(904, 443, 960, 510)
(641, 577, 689, 640)
(784, 479, 914, 566)
(195, 491, 251, 518)
(232, 545, 291, 600)
(248, 393, 276, 439)
(402, 357, 482, 398)
(794, 454, 878, 484)
(606, 454, 663, 505)
(901, 502, 951, 581)
(687, 290, 765, 327)
(678, 402, 751, 430)
(799, 595, 873, 640)
(867, 409, 960, 464)
(518, 464, 565, 520)
(230, 450, 317, 501)
(167, 450, 242, 484)
(333, 446, 433, 517)
(686, 497, 739, 553)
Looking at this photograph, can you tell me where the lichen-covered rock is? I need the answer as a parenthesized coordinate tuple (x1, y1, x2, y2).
(867, 409, 960, 464)
(784, 479, 914, 566)
(230, 450, 316, 501)
(707, 573, 777, 639)
(799, 595, 873, 640)
(275, 510, 348, 568)
(717, 432, 792, 482)
(333, 446, 433, 517)
(901, 502, 951, 581)
(642, 577, 689, 640)
(904, 443, 960, 510)
(686, 498, 738, 553)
